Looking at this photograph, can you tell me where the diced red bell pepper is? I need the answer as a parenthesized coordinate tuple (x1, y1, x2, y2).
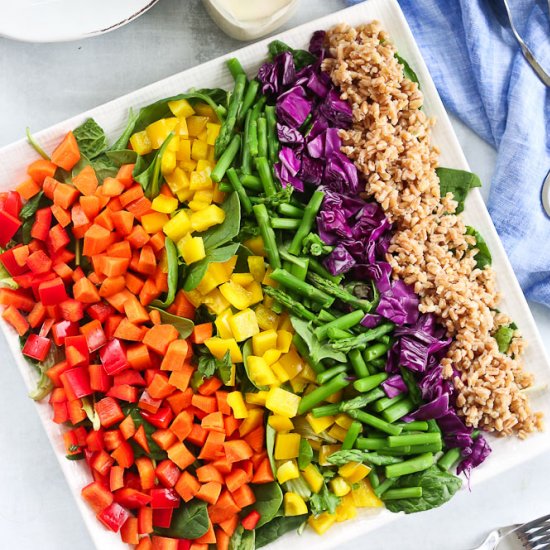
(39, 318, 55, 338)
(0, 287, 35, 311)
(47, 224, 71, 254)
(97, 502, 130, 532)
(100, 338, 129, 375)
(114, 488, 152, 509)
(59, 298, 84, 322)
(89, 364, 112, 393)
(114, 370, 145, 387)
(152, 508, 173, 529)
(60, 366, 93, 400)
(138, 391, 162, 414)
(103, 429, 124, 451)
(177, 540, 191, 550)
(111, 439, 135, 469)
(80, 319, 107, 352)
(155, 460, 181, 489)
(241, 510, 261, 530)
(0, 210, 22, 247)
(141, 407, 174, 430)
(38, 276, 67, 305)
(81, 481, 114, 514)
(87, 302, 115, 323)
(107, 384, 138, 403)
(31, 207, 52, 242)
(96, 396, 125, 428)
(51, 320, 80, 346)
(26, 250, 52, 274)
(22, 333, 51, 361)
(52, 401, 69, 423)
(86, 429, 105, 452)
(0, 247, 29, 276)
(150, 488, 180, 509)
(65, 334, 89, 367)
(4, 191, 22, 218)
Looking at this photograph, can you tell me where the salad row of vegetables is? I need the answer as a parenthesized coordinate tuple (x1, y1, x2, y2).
(0, 30, 501, 550)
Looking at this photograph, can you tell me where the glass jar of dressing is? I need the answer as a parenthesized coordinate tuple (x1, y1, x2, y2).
(201, 0, 299, 41)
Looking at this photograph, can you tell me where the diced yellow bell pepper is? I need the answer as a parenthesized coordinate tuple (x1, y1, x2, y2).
(178, 235, 206, 264)
(306, 413, 334, 435)
(195, 103, 218, 120)
(274, 433, 301, 460)
(208, 262, 231, 287)
(265, 387, 301, 418)
(255, 305, 279, 331)
(263, 348, 282, 366)
(278, 313, 293, 332)
(202, 288, 230, 315)
(129, 130, 152, 156)
(176, 189, 194, 203)
(152, 195, 178, 214)
(165, 167, 189, 194)
(179, 159, 197, 172)
(245, 391, 268, 406)
(187, 115, 208, 137)
(325, 390, 343, 404)
(308, 513, 336, 535)
(334, 414, 354, 430)
(207, 145, 216, 164)
(271, 361, 290, 383)
(212, 183, 225, 204)
(189, 169, 212, 191)
(190, 204, 225, 232)
(176, 140, 191, 162)
(142, 212, 169, 234)
(276, 460, 299, 484)
(252, 329, 278, 356)
(188, 200, 211, 212)
(278, 349, 303, 379)
(245, 281, 263, 305)
(262, 266, 276, 286)
(309, 439, 321, 452)
(193, 189, 214, 204)
(161, 150, 177, 176)
(227, 274, 252, 288)
(244, 236, 266, 257)
(204, 337, 243, 363)
(268, 415, 294, 432)
(196, 262, 228, 295)
(284, 492, 308, 516)
(146, 118, 178, 149)
(276, 331, 293, 353)
(215, 309, 233, 339)
(196, 159, 212, 173)
(227, 391, 248, 419)
(206, 122, 221, 145)
(163, 210, 191, 242)
(196, 273, 220, 296)
(330, 476, 351, 497)
(319, 444, 341, 467)
(168, 99, 195, 118)
(219, 281, 252, 310)
(351, 480, 383, 508)
(238, 407, 264, 437)
(183, 289, 202, 308)
(229, 309, 259, 342)
(290, 377, 308, 394)
(197, 128, 208, 142)
(302, 464, 324, 492)
(175, 118, 189, 138)
(327, 425, 348, 443)
(300, 364, 317, 383)
(167, 135, 180, 152)
(246, 256, 266, 282)
(247, 356, 278, 386)
(338, 462, 371, 483)
(335, 494, 357, 522)
(219, 256, 237, 278)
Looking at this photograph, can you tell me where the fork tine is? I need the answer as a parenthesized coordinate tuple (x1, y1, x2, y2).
(516, 514, 550, 534)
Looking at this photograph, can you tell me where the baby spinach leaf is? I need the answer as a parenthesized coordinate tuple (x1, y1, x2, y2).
(124, 406, 167, 460)
(309, 484, 340, 516)
(155, 500, 209, 539)
(89, 155, 119, 183)
(290, 316, 346, 364)
(265, 422, 277, 477)
(229, 525, 255, 550)
(297, 438, 313, 470)
(105, 149, 138, 166)
(73, 118, 108, 159)
(110, 107, 138, 151)
(195, 349, 232, 386)
(183, 242, 240, 291)
(395, 53, 419, 84)
(151, 238, 178, 308)
(384, 465, 462, 514)
(494, 324, 515, 353)
(248, 482, 283, 528)
(199, 191, 241, 250)
(255, 515, 308, 548)
(148, 307, 194, 338)
(134, 133, 174, 199)
(268, 40, 316, 70)
(436, 167, 482, 214)
(19, 191, 44, 220)
(465, 226, 492, 269)
(242, 339, 268, 391)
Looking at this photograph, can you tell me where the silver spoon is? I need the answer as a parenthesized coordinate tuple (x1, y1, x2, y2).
(541, 170, 550, 217)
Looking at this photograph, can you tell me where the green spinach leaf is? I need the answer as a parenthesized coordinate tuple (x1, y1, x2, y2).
(254, 515, 308, 548)
(183, 242, 240, 291)
(73, 118, 108, 159)
(384, 465, 462, 514)
(110, 107, 138, 151)
(105, 149, 138, 166)
(155, 499, 210, 539)
(268, 40, 316, 70)
(229, 525, 255, 550)
(494, 324, 516, 353)
(195, 349, 232, 386)
(148, 307, 194, 338)
(198, 191, 241, 250)
(395, 54, 419, 84)
(309, 484, 340, 516)
(465, 226, 492, 269)
(436, 167, 482, 214)
(248, 482, 283, 528)
(151, 238, 178, 308)
(265, 422, 277, 477)
(297, 438, 313, 470)
(242, 339, 268, 391)
(290, 316, 346, 364)
(19, 191, 44, 220)
(134, 133, 174, 199)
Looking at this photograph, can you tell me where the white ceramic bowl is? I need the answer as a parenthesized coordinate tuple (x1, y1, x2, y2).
(0, 0, 160, 43)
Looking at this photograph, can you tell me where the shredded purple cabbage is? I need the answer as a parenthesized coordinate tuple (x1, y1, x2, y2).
(382, 375, 408, 398)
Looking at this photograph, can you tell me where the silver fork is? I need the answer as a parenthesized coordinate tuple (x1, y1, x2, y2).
(471, 514, 550, 549)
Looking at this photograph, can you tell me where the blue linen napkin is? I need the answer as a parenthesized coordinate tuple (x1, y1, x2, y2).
(345, 0, 550, 307)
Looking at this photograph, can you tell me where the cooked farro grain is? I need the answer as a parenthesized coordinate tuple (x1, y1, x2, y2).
(323, 21, 542, 436)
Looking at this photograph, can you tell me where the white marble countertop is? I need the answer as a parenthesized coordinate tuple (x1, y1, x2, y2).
(0, 1, 549, 549)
